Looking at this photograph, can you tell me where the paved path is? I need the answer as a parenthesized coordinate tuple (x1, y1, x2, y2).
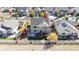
(0, 44, 79, 51)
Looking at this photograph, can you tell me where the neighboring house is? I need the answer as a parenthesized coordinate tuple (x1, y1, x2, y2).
(0, 20, 19, 37)
(28, 17, 51, 37)
(54, 18, 79, 40)
(15, 7, 27, 17)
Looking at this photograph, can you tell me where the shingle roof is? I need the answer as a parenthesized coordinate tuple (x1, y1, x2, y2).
(1, 20, 19, 30)
(31, 17, 48, 25)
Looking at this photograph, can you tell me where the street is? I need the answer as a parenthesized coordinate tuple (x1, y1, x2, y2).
(0, 44, 79, 51)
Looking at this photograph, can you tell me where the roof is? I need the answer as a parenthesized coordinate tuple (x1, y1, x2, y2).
(31, 17, 49, 25)
(1, 20, 19, 30)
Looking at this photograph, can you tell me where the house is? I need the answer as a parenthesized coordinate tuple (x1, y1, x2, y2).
(28, 17, 51, 40)
(15, 7, 27, 17)
(30, 17, 50, 33)
(0, 20, 19, 36)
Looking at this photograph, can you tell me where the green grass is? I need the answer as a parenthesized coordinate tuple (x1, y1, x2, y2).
(0, 38, 15, 40)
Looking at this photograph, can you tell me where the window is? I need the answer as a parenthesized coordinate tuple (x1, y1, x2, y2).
(34, 26, 37, 28)
(34, 30, 37, 32)
(62, 22, 67, 27)
(44, 27, 47, 29)
(7, 29, 12, 34)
